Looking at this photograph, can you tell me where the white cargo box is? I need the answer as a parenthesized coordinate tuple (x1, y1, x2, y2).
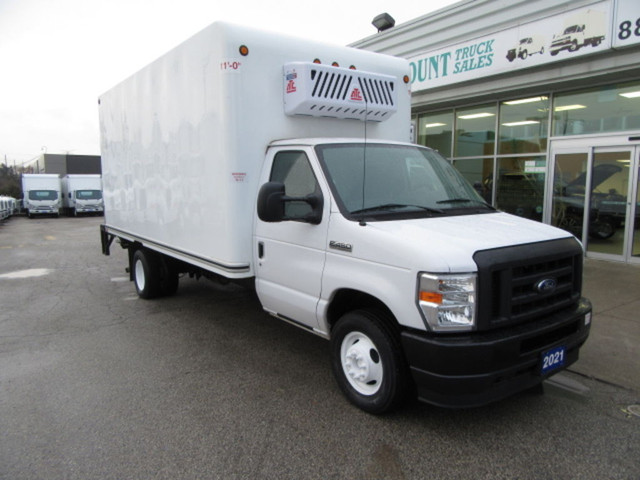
(99, 22, 410, 278)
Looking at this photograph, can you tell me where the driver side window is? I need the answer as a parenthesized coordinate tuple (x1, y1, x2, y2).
(270, 151, 320, 219)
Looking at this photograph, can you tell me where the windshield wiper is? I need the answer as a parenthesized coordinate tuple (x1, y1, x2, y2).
(351, 203, 444, 215)
(436, 198, 495, 210)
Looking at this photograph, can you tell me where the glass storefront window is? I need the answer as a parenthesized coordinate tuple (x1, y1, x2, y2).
(417, 111, 453, 157)
(499, 96, 549, 154)
(587, 151, 631, 255)
(551, 152, 588, 239)
(552, 81, 640, 136)
(455, 104, 496, 157)
(452, 158, 493, 204)
(495, 156, 546, 221)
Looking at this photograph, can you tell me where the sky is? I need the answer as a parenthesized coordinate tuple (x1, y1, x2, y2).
(0, 0, 459, 166)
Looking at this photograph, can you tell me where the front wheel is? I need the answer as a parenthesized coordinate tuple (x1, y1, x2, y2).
(330, 310, 411, 414)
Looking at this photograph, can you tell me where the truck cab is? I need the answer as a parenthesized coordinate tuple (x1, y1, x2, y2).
(22, 174, 62, 218)
(254, 138, 591, 411)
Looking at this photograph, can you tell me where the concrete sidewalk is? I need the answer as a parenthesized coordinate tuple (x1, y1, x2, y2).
(570, 258, 640, 393)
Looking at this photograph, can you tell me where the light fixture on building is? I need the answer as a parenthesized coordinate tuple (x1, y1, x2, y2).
(424, 122, 447, 128)
(554, 104, 586, 112)
(504, 96, 548, 105)
(372, 13, 395, 32)
(502, 120, 540, 126)
(458, 112, 495, 119)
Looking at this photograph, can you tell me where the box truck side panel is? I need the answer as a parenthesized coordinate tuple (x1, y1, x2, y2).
(99, 22, 409, 277)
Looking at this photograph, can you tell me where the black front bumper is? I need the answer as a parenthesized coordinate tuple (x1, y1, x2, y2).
(401, 298, 592, 408)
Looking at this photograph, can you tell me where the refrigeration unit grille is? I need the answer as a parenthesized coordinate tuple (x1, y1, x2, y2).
(283, 62, 398, 122)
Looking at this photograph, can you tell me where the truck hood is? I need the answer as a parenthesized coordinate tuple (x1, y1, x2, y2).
(351, 212, 574, 273)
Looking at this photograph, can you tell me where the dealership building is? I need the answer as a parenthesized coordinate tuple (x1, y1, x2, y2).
(354, 0, 640, 264)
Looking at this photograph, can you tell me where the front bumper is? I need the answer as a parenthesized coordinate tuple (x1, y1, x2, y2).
(401, 298, 592, 408)
(77, 206, 104, 213)
(29, 207, 59, 215)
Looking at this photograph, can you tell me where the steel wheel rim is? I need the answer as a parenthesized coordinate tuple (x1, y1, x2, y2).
(134, 259, 146, 291)
(340, 331, 383, 396)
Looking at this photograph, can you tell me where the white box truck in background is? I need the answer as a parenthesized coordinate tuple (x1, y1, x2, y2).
(61, 174, 104, 216)
(0, 196, 14, 220)
(99, 22, 591, 413)
(22, 174, 61, 218)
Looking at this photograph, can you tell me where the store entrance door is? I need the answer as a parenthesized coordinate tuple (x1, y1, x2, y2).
(549, 138, 640, 264)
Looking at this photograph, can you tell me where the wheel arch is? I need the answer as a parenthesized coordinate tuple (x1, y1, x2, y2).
(326, 288, 399, 334)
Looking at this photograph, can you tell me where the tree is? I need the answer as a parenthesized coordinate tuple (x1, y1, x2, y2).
(0, 163, 22, 198)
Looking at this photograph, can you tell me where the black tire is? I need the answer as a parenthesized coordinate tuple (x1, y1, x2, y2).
(132, 249, 161, 299)
(330, 309, 411, 414)
(589, 218, 616, 240)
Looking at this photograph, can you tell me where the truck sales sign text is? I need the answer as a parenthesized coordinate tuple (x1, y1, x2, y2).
(410, 39, 495, 85)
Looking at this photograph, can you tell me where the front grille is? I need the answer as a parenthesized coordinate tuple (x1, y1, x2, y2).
(474, 238, 583, 331)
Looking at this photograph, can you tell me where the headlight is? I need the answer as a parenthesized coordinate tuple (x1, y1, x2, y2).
(418, 273, 477, 332)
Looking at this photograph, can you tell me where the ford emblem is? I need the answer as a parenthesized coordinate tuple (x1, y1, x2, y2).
(534, 278, 558, 294)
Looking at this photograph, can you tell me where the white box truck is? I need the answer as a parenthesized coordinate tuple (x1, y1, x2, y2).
(0, 196, 10, 220)
(22, 174, 61, 218)
(61, 174, 104, 216)
(99, 22, 591, 413)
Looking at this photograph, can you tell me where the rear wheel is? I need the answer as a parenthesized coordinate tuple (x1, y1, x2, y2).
(132, 249, 161, 299)
(331, 309, 411, 414)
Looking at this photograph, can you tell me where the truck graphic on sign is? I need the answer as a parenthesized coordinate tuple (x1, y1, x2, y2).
(506, 35, 546, 62)
(550, 9, 606, 55)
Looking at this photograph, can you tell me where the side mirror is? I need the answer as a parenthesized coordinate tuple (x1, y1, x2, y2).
(257, 182, 286, 222)
(257, 182, 323, 225)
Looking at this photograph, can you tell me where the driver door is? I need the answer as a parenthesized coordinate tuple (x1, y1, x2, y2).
(254, 147, 330, 330)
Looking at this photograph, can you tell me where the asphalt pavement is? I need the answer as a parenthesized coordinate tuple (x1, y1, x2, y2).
(573, 257, 640, 393)
(1, 215, 639, 480)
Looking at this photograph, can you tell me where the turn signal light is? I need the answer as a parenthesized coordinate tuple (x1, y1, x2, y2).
(419, 291, 443, 304)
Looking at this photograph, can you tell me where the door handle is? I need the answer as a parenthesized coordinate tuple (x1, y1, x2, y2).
(258, 241, 265, 259)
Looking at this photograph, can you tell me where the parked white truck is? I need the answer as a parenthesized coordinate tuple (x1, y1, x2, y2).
(0, 196, 14, 220)
(61, 174, 104, 216)
(550, 9, 606, 56)
(99, 22, 591, 413)
(22, 174, 61, 218)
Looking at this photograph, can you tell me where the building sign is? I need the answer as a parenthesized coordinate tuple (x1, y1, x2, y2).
(409, 1, 612, 92)
(613, 0, 640, 48)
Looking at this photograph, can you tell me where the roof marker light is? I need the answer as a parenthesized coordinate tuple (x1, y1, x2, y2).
(239, 45, 249, 56)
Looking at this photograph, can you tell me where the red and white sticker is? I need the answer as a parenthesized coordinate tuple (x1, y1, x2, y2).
(231, 172, 247, 183)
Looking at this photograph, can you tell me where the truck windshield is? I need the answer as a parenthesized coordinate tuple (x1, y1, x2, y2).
(316, 143, 493, 220)
(28, 190, 58, 201)
(76, 190, 102, 200)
